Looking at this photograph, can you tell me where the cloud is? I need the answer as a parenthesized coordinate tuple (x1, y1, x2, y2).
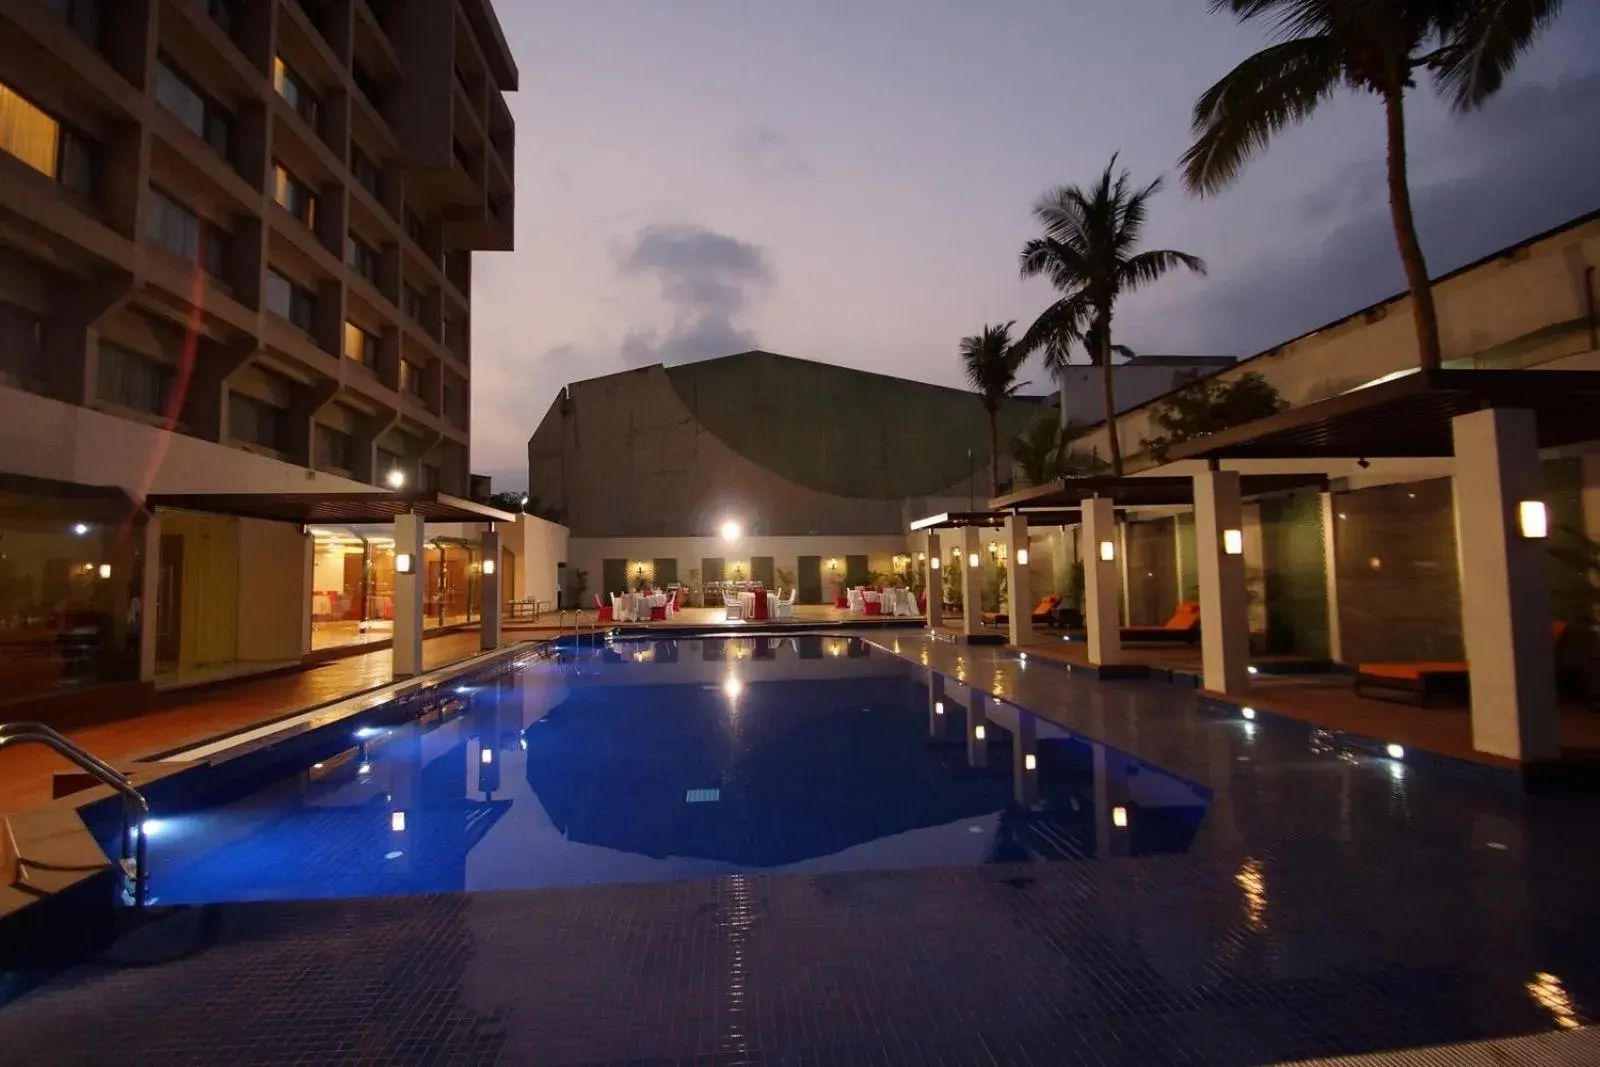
(615, 223, 774, 366)
(1165, 73, 1600, 357)
(730, 124, 812, 187)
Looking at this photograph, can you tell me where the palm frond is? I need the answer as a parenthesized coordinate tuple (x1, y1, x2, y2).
(1014, 295, 1090, 365)
(959, 322, 1022, 412)
(1181, 35, 1344, 196)
(1121, 249, 1208, 291)
(1431, 0, 1564, 111)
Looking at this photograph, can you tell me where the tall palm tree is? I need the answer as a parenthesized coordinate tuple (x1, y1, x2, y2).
(1018, 157, 1206, 475)
(960, 322, 1027, 496)
(1181, 0, 1565, 370)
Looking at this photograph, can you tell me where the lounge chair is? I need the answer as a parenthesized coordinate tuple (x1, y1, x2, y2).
(982, 595, 1062, 627)
(1121, 601, 1201, 644)
(1353, 621, 1568, 706)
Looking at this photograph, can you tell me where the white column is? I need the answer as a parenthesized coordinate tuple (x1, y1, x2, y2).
(480, 528, 502, 651)
(1319, 491, 1344, 664)
(1117, 522, 1132, 623)
(1013, 709, 1038, 807)
(928, 671, 947, 738)
(959, 525, 981, 637)
(393, 512, 425, 677)
(1081, 497, 1121, 666)
(1005, 514, 1031, 648)
(924, 531, 942, 629)
(966, 690, 989, 768)
(1194, 469, 1251, 695)
(300, 529, 314, 657)
(1451, 408, 1558, 762)
(138, 512, 161, 683)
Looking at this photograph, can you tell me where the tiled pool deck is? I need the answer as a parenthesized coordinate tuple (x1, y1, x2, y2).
(2, 635, 1597, 1065)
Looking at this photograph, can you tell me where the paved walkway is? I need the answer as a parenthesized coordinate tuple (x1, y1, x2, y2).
(0, 632, 483, 816)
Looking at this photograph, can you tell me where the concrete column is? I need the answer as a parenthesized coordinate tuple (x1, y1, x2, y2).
(1451, 409, 1559, 762)
(1013, 709, 1038, 807)
(392, 513, 425, 677)
(1006, 514, 1031, 648)
(300, 529, 314, 656)
(1319, 492, 1344, 664)
(1194, 470, 1252, 695)
(480, 528, 502, 651)
(1118, 522, 1132, 624)
(966, 690, 989, 768)
(924, 531, 942, 629)
(928, 671, 947, 738)
(138, 513, 161, 684)
(1082, 497, 1121, 666)
(959, 526, 981, 638)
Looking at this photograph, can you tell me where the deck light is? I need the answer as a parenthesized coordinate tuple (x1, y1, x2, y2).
(1517, 500, 1548, 539)
(72, 523, 89, 536)
(390, 811, 406, 832)
(968, 552, 979, 568)
(720, 520, 741, 542)
(385, 468, 406, 489)
(1111, 806, 1128, 828)
(395, 552, 414, 574)
(1247, 665, 1259, 675)
(1024, 753, 1037, 771)
(1016, 548, 1029, 566)
(482, 559, 496, 576)
(974, 724, 986, 740)
(1223, 529, 1244, 555)
(1242, 707, 1256, 720)
(481, 748, 494, 765)
(1385, 743, 1405, 760)
(1098, 540, 1115, 562)
(98, 563, 112, 579)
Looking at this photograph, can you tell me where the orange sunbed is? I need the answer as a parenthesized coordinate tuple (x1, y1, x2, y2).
(983, 595, 1061, 627)
(1121, 601, 1201, 644)
(1353, 621, 1568, 705)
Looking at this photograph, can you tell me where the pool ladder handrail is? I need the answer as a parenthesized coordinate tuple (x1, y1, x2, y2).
(555, 608, 600, 644)
(0, 722, 149, 909)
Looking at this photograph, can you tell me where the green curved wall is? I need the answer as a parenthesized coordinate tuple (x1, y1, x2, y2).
(665, 353, 1040, 500)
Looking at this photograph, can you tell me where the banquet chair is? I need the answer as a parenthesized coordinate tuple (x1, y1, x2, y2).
(593, 593, 613, 623)
(724, 591, 743, 621)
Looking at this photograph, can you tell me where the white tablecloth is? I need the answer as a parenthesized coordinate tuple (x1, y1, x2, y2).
(614, 593, 668, 621)
(737, 591, 771, 618)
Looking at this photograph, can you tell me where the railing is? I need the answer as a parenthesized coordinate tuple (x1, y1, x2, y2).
(556, 609, 599, 646)
(0, 722, 149, 909)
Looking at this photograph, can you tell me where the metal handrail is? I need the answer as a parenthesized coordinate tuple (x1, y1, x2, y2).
(0, 722, 149, 909)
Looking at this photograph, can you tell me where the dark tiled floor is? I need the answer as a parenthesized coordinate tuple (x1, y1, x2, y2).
(3, 634, 1599, 1065)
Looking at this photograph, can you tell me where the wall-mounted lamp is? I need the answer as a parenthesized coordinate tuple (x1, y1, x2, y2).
(385, 468, 406, 489)
(482, 559, 496, 576)
(967, 552, 980, 568)
(395, 552, 415, 574)
(1111, 805, 1129, 829)
(1222, 529, 1244, 555)
(929, 556, 940, 571)
(1518, 500, 1549, 539)
(1024, 753, 1037, 771)
(1016, 548, 1029, 566)
(1099, 540, 1116, 562)
(974, 724, 986, 740)
(98, 563, 112, 579)
(934, 701, 944, 715)
(481, 747, 494, 765)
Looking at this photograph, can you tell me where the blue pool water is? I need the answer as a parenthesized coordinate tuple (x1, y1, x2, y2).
(144, 635, 1210, 903)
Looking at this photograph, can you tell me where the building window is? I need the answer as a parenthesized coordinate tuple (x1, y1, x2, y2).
(404, 209, 426, 247)
(0, 80, 97, 197)
(155, 57, 233, 157)
(0, 300, 44, 384)
(39, 0, 101, 46)
(420, 463, 439, 492)
(441, 382, 461, 426)
(147, 188, 225, 274)
(399, 359, 424, 397)
(97, 343, 174, 417)
(266, 267, 317, 332)
(352, 62, 383, 109)
(402, 284, 425, 323)
(272, 56, 320, 131)
(315, 423, 352, 471)
(350, 145, 381, 198)
(345, 232, 379, 283)
(343, 321, 377, 369)
(272, 162, 317, 228)
(228, 392, 287, 451)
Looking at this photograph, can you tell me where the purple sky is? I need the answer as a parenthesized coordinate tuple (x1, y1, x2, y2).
(470, 0, 1600, 491)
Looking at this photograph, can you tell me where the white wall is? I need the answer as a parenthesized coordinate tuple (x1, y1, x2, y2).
(510, 515, 568, 607)
(235, 519, 309, 664)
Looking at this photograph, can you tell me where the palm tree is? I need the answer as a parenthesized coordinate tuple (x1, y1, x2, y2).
(1018, 157, 1206, 475)
(960, 322, 1028, 496)
(1181, 0, 1565, 370)
(1011, 413, 1109, 487)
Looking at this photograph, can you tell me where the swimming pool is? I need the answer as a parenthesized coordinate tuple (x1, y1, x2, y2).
(141, 635, 1209, 904)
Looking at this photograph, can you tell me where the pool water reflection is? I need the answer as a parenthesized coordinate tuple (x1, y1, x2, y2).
(147, 636, 1210, 904)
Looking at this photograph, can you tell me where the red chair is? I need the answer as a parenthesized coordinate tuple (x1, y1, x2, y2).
(650, 604, 667, 621)
(592, 593, 613, 623)
(864, 599, 882, 617)
(833, 593, 847, 609)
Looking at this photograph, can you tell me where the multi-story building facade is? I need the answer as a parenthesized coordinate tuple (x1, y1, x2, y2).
(0, 0, 516, 702)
